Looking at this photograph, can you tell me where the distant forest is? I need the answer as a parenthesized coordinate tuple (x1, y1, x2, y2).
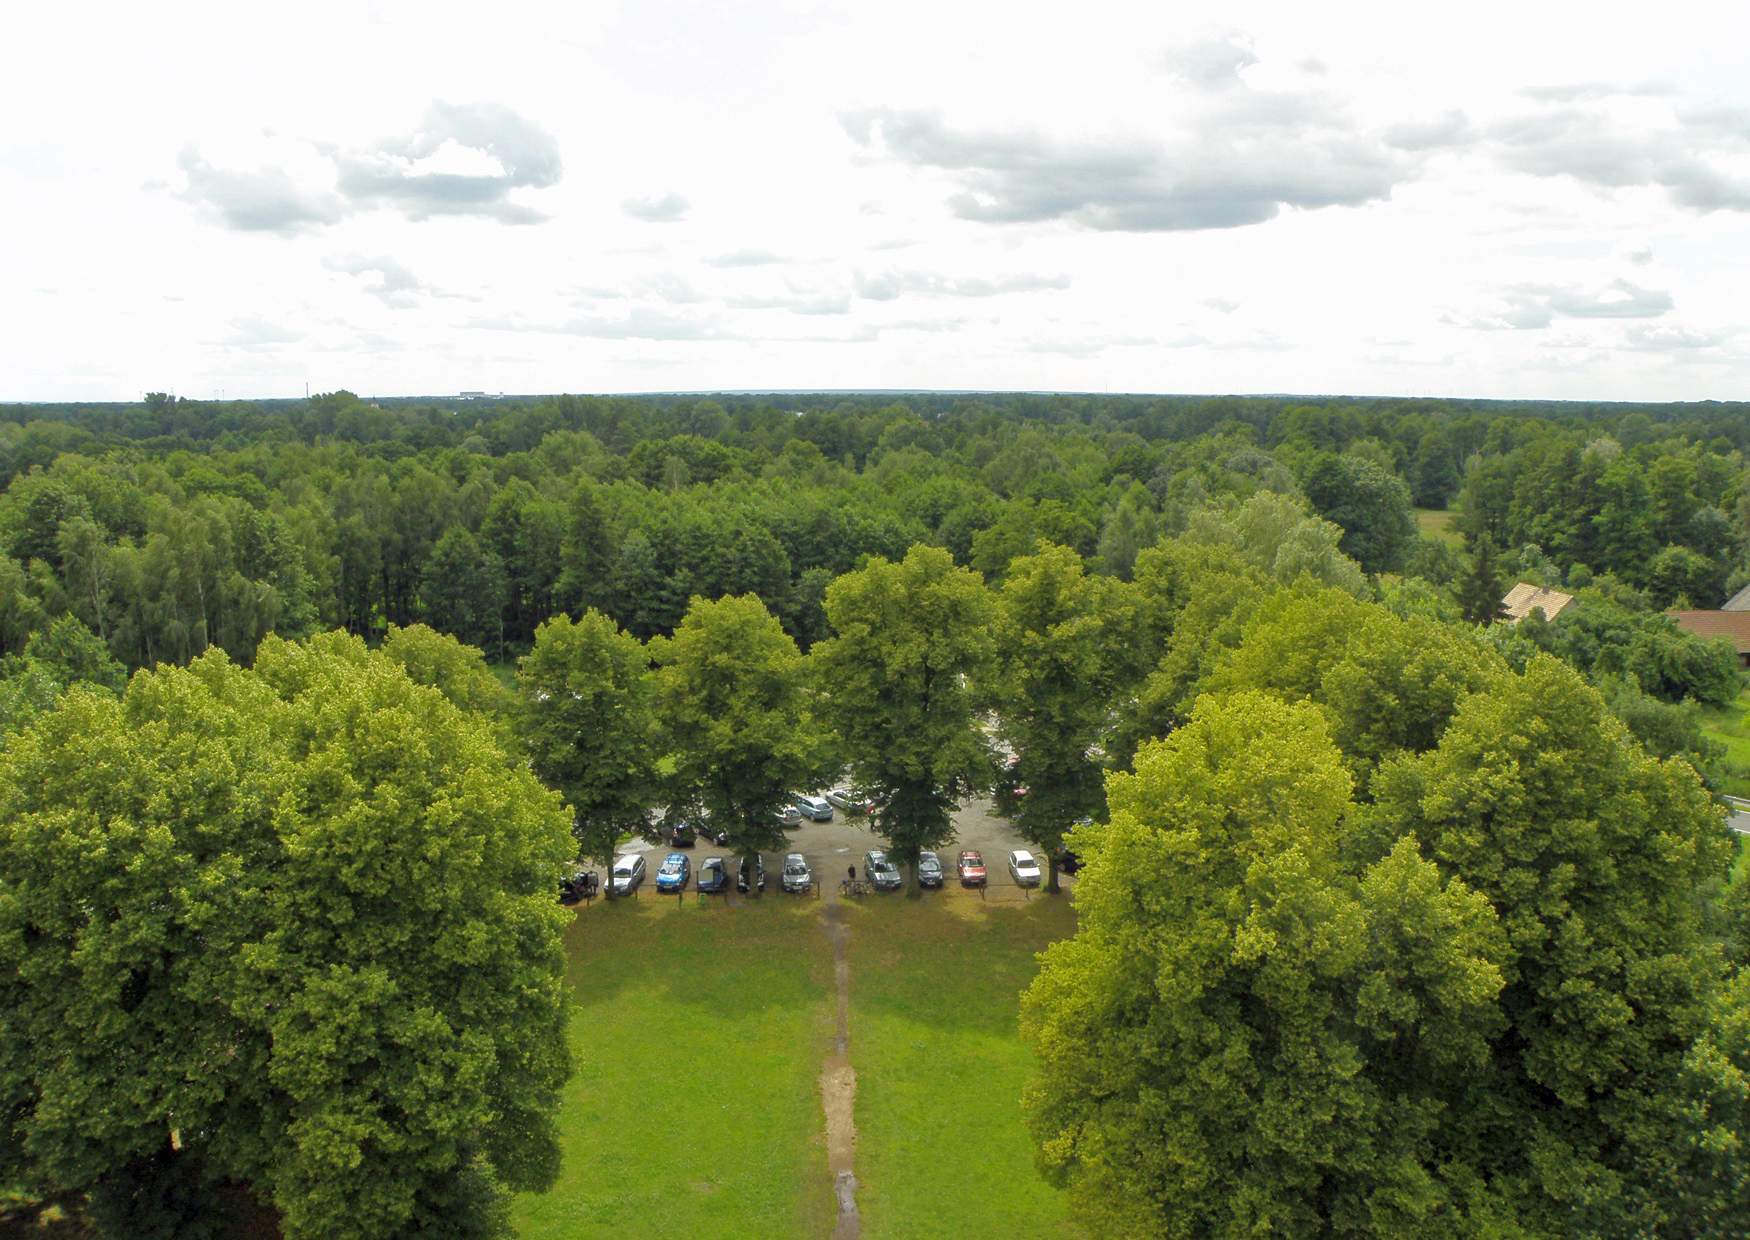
(3, 388, 1748, 689)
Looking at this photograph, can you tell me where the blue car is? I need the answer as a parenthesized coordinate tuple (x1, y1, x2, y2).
(655, 852, 690, 893)
(697, 856, 729, 893)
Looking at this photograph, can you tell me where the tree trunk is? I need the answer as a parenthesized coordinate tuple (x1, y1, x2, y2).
(1046, 853, 1060, 894)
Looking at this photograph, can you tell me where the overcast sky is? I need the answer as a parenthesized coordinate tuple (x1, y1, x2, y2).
(5, 0, 1750, 403)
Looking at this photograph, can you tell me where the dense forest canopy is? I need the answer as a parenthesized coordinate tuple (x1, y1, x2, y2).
(4, 389, 1749, 675)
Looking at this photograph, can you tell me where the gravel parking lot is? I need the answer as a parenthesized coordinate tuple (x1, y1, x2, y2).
(615, 796, 1073, 903)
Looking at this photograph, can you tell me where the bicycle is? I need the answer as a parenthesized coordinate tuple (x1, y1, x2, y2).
(840, 878, 873, 897)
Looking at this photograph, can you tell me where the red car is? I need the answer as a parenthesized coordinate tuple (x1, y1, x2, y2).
(957, 850, 987, 886)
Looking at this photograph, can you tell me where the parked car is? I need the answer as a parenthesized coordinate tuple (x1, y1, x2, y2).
(698, 817, 731, 845)
(655, 852, 691, 893)
(1008, 849, 1042, 887)
(957, 850, 986, 886)
(609, 854, 646, 895)
(558, 866, 599, 903)
(1054, 847, 1081, 876)
(781, 852, 813, 893)
(917, 850, 945, 888)
(792, 793, 833, 821)
(738, 854, 767, 892)
(824, 787, 873, 814)
(668, 820, 696, 848)
(773, 804, 802, 827)
(697, 856, 729, 893)
(864, 850, 903, 891)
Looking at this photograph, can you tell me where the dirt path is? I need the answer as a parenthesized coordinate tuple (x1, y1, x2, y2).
(820, 889, 860, 1239)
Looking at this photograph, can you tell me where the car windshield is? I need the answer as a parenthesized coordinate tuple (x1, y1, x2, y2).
(873, 860, 895, 874)
(920, 856, 939, 868)
(786, 863, 806, 874)
(613, 861, 634, 874)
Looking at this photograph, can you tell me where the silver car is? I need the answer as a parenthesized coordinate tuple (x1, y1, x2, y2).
(609, 854, 646, 894)
(825, 787, 872, 814)
(864, 850, 903, 891)
(782, 852, 813, 893)
(792, 793, 833, 821)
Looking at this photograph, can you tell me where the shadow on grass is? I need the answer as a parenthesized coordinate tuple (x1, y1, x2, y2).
(838, 892, 1077, 1036)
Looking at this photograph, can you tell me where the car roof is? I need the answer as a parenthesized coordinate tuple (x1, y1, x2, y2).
(664, 852, 686, 863)
(613, 855, 639, 868)
(1011, 849, 1034, 861)
(785, 852, 805, 861)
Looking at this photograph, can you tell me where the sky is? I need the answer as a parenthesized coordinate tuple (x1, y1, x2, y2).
(4, 0, 1749, 403)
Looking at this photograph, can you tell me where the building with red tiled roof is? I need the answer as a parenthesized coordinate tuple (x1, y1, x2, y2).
(1667, 610, 1750, 668)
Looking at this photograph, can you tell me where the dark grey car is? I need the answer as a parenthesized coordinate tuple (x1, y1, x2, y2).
(916, 850, 944, 888)
(864, 850, 903, 891)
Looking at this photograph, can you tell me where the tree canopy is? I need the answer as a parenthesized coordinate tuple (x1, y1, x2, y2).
(814, 544, 998, 871)
(0, 633, 574, 1237)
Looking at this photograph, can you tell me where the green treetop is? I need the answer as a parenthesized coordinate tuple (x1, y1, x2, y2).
(0, 632, 574, 1238)
(813, 544, 998, 877)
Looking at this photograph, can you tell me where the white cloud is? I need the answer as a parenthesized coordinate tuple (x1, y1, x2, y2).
(178, 101, 561, 231)
(6, 1, 1750, 400)
(622, 192, 690, 222)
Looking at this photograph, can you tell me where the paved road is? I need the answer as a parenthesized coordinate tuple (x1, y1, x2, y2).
(616, 796, 1071, 899)
(1727, 796, 1750, 836)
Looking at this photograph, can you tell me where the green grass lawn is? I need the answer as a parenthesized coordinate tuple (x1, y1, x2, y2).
(514, 885, 1083, 1239)
(1415, 508, 1463, 547)
(512, 894, 838, 1239)
(1698, 686, 1750, 799)
(842, 891, 1082, 1239)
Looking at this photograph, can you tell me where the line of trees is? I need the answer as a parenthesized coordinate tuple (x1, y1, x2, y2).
(4, 390, 1750, 681)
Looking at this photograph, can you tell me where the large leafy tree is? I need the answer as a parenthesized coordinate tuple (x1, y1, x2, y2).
(1024, 691, 1507, 1237)
(1302, 451, 1417, 574)
(0, 632, 573, 1237)
(518, 610, 659, 882)
(813, 545, 997, 878)
(992, 543, 1134, 891)
(652, 594, 822, 878)
(1363, 654, 1735, 1234)
(1025, 641, 1742, 1236)
(421, 527, 507, 656)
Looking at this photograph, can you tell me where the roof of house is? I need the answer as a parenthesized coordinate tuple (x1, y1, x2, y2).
(1501, 582, 1575, 624)
(1667, 610, 1750, 654)
(1722, 583, 1750, 611)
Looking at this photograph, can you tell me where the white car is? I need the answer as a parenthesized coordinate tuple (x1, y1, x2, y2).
(610, 854, 646, 894)
(1007, 849, 1041, 887)
(824, 787, 872, 814)
(782, 852, 813, 893)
